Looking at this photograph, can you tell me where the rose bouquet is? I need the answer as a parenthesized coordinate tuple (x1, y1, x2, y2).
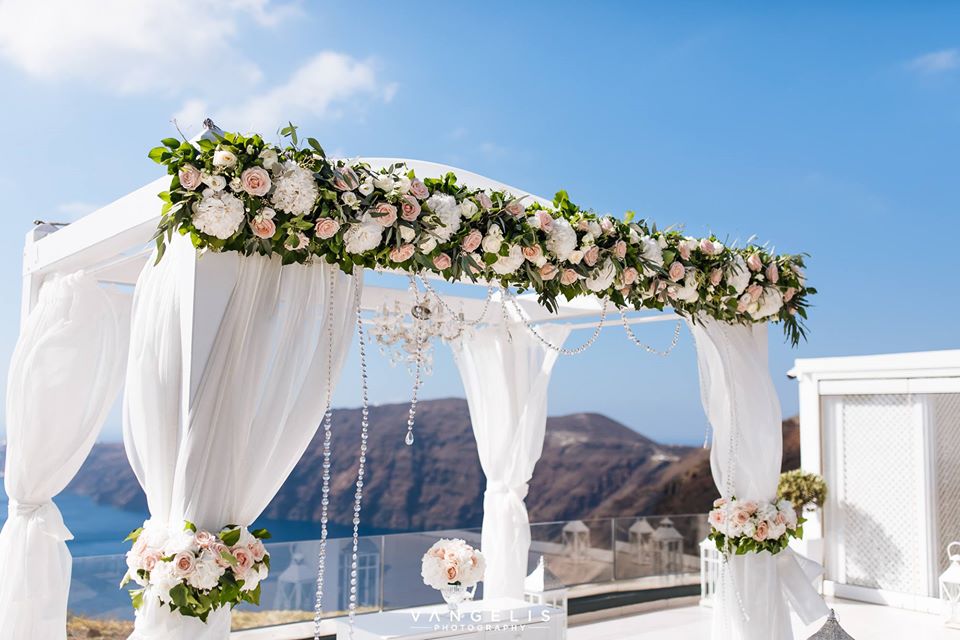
(421, 538, 485, 590)
(707, 497, 803, 555)
(121, 520, 271, 621)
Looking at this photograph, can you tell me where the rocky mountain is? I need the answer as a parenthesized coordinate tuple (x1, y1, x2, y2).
(0, 400, 800, 532)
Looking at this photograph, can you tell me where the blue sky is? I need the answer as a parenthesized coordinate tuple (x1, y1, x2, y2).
(0, 1, 957, 445)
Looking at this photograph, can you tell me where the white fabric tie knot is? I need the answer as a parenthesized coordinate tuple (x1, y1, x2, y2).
(8, 499, 74, 542)
(485, 481, 529, 501)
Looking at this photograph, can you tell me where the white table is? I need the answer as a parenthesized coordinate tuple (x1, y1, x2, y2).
(335, 597, 566, 640)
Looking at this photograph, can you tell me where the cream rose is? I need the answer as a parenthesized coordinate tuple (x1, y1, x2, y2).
(747, 253, 763, 272)
(213, 148, 238, 168)
(583, 246, 600, 267)
(179, 164, 202, 190)
(540, 263, 559, 281)
(250, 216, 276, 239)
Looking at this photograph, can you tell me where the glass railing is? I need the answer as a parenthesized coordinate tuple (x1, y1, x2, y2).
(67, 514, 706, 636)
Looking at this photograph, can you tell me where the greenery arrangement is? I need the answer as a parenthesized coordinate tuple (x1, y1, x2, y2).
(777, 469, 827, 514)
(149, 125, 816, 344)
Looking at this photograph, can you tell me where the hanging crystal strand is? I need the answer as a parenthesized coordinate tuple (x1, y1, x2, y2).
(404, 276, 425, 446)
(347, 278, 371, 637)
(312, 270, 337, 640)
(620, 311, 683, 357)
(419, 276, 495, 328)
(504, 290, 606, 355)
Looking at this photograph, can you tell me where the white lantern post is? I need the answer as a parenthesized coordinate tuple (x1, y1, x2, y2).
(940, 541, 960, 629)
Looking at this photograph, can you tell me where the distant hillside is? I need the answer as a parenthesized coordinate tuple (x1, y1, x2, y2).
(0, 400, 800, 531)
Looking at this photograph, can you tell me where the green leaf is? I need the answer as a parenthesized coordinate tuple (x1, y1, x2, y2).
(220, 527, 241, 547)
(183, 521, 197, 533)
(124, 527, 143, 543)
(307, 138, 326, 157)
(130, 588, 145, 610)
(148, 147, 170, 164)
(251, 528, 272, 540)
(161, 137, 181, 150)
(170, 583, 190, 608)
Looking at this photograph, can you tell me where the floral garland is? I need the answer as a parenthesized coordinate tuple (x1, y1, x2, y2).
(121, 520, 271, 621)
(149, 126, 815, 344)
(707, 497, 804, 555)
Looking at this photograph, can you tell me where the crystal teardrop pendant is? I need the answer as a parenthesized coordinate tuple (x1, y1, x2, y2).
(404, 431, 415, 446)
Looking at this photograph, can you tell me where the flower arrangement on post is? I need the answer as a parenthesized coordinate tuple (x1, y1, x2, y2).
(148, 124, 816, 345)
(707, 497, 803, 555)
(121, 520, 271, 621)
(777, 470, 827, 519)
(421, 539, 485, 612)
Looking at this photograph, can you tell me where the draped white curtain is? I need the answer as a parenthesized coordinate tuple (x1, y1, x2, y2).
(451, 317, 570, 600)
(124, 237, 359, 639)
(0, 272, 127, 640)
(688, 316, 828, 640)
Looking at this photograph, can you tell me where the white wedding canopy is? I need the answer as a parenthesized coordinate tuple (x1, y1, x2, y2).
(5, 156, 822, 640)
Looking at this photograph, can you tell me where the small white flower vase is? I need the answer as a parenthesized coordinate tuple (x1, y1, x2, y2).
(441, 583, 474, 612)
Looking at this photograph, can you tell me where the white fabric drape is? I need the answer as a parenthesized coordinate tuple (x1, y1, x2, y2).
(0, 272, 127, 640)
(688, 316, 828, 640)
(124, 237, 359, 639)
(452, 317, 570, 600)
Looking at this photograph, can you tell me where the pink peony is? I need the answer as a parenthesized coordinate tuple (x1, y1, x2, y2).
(747, 253, 763, 272)
(250, 216, 276, 239)
(409, 179, 430, 200)
(390, 244, 415, 263)
(172, 552, 196, 578)
(614, 241, 627, 260)
(315, 218, 341, 239)
(505, 200, 525, 217)
(668, 261, 685, 282)
(537, 211, 554, 232)
(241, 167, 271, 196)
(766, 263, 779, 284)
(523, 245, 543, 262)
(400, 195, 421, 221)
(332, 166, 360, 191)
(476, 192, 492, 210)
(462, 229, 482, 253)
(373, 203, 397, 227)
(709, 268, 723, 286)
(540, 263, 559, 281)
(560, 269, 579, 286)
(621, 267, 638, 286)
(179, 164, 202, 190)
(583, 246, 600, 267)
(699, 238, 717, 255)
(433, 253, 452, 270)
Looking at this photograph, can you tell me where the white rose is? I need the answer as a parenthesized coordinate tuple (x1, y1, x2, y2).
(581, 232, 596, 246)
(419, 236, 438, 253)
(358, 180, 374, 196)
(657, 235, 668, 249)
(545, 218, 577, 260)
(229, 177, 242, 192)
(374, 175, 395, 191)
(201, 173, 226, 192)
(481, 228, 503, 254)
(726, 255, 751, 295)
(399, 225, 416, 242)
(568, 250, 583, 265)
(341, 191, 359, 207)
(193, 191, 245, 240)
(459, 199, 479, 219)
(213, 148, 238, 168)
(343, 214, 384, 254)
(628, 227, 641, 244)
(491, 244, 524, 275)
(259, 148, 279, 171)
(527, 215, 542, 230)
(639, 236, 664, 274)
(395, 177, 412, 193)
(749, 288, 784, 319)
(587, 221, 602, 237)
(674, 270, 699, 303)
(586, 259, 617, 292)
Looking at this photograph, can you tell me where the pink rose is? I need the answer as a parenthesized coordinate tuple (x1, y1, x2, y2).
(332, 166, 360, 191)
(709, 268, 723, 286)
(172, 552, 196, 578)
(400, 195, 421, 221)
(241, 167, 271, 197)
(505, 200, 525, 217)
(600, 218, 614, 234)
(433, 253, 452, 270)
(249, 540, 267, 562)
(195, 531, 215, 549)
(389, 244, 415, 263)
(699, 238, 717, 255)
(211, 543, 232, 568)
(476, 192, 492, 210)
(742, 501, 758, 514)
(179, 164, 202, 190)
(560, 269, 579, 286)
(373, 203, 397, 227)
(539, 263, 559, 281)
(766, 263, 779, 284)
(746, 283, 763, 302)
(537, 211, 554, 232)
(708, 510, 726, 528)
(621, 267, 638, 286)
(446, 565, 459, 582)
(142, 551, 160, 572)
(747, 253, 763, 272)
(668, 261, 685, 282)
(410, 178, 429, 200)
(583, 246, 600, 267)
(754, 521, 769, 542)
(523, 245, 543, 262)
(713, 497, 728, 508)
(315, 218, 341, 239)
(577, 220, 590, 231)
(784, 287, 797, 302)
(774, 512, 786, 526)
(250, 216, 276, 239)
(737, 294, 750, 312)
(231, 546, 254, 576)
(732, 508, 750, 527)
(613, 241, 627, 260)
(678, 243, 692, 261)
(462, 229, 482, 253)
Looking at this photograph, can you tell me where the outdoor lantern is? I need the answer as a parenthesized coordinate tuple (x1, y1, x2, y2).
(651, 517, 684, 574)
(629, 518, 654, 565)
(806, 609, 854, 640)
(940, 541, 960, 628)
(562, 520, 590, 561)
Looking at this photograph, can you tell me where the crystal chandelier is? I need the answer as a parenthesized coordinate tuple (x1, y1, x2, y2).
(368, 295, 469, 375)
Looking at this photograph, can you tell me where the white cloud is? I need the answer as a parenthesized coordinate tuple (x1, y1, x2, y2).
(906, 48, 960, 75)
(183, 52, 391, 134)
(0, 0, 296, 94)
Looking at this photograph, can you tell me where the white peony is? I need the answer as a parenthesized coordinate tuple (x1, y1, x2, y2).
(343, 214, 383, 254)
(586, 259, 617, 292)
(149, 562, 180, 603)
(491, 244, 525, 275)
(425, 193, 462, 241)
(639, 236, 664, 275)
(193, 190, 245, 239)
(726, 255, 751, 295)
(271, 161, 319, 216)
(459, 199, 478, 219)
(673, 270, 699, 303)
(240, 564, 268, 592)
(481, 227, 504, 254)
(187, 550, 225, 591)
(545, 218, 577, 260)
(213, 148, 238, 168)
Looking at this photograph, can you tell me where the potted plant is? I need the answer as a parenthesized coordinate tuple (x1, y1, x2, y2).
(777, 470, 827, 565)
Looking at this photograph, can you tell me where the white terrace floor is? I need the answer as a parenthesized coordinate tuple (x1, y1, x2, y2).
(569, 597, 959, 640)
